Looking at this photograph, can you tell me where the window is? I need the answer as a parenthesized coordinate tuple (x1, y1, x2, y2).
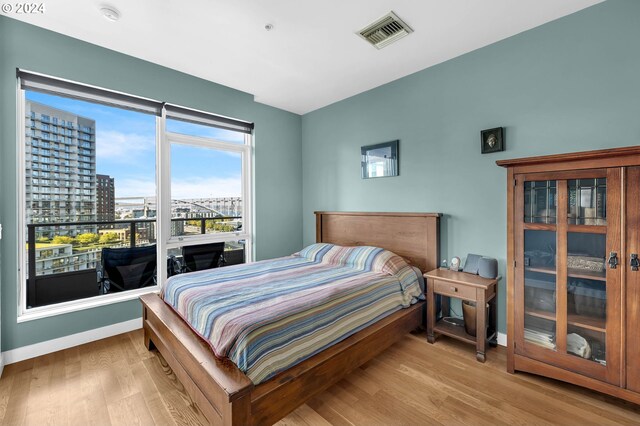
(18, 70, 253, 319)
(162, 118, 251, 284)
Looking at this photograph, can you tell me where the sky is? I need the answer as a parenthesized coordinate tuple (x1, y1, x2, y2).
(26, 91, 244, 200)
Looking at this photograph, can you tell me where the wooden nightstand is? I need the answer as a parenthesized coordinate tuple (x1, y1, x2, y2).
(424, 269, 499, 362)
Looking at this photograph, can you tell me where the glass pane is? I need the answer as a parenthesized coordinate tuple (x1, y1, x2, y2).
(568, 178, 607, 225)
(25, 90, 157, 308)
(524, 230, 557, 349)
(166, 118, 245, 144)
(567, 232, 606, 279)
(567, 232, 606, 364)
(524, 180, 556, 224)
(167, 240, 246, 276)
(524, 316, 556, 350)
(172, 214, 243, 238)
(170, 144, 243, 238)
(567, 327, 606, 366)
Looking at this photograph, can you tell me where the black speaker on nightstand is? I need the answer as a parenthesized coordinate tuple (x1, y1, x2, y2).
(478, 257, 498, 279)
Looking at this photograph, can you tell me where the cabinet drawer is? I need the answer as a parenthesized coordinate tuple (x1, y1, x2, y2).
(433, 280, 477, 301)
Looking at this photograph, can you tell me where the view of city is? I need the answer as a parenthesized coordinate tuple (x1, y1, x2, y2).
(24, 91, 246, 306)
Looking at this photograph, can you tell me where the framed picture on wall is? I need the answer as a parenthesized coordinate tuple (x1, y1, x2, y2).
(361, 140, 399, 179)
(481, 127, 504, 154)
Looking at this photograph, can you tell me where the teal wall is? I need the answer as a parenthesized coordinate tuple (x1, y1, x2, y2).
(2, 0, 639, 352)
(0, 16, 302, 351)
(301, 0, 640, 333)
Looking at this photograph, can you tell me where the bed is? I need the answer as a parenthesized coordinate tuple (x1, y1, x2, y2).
(140, 211, 440, 425)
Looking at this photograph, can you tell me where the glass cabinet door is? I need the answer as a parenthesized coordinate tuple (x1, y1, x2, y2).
(517, 170, 620, 385)
(523, 228, 557, 350)
(566, 232, 607, 366)
(522, 181, 558, 351)
(568, 178, 607, 226)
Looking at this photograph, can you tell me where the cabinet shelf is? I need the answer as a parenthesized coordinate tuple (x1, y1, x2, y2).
(524, 308, 555, 322)
(567, 224, 607, 234)
(525, 308, 606, 333)
(525, 266, 606, 282)
(433, 319, 476, 345)
(523, 223, 556, 231)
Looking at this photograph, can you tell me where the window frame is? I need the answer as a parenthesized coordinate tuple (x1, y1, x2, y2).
(157, 114, 253, 286)
(16, 72, 254, 322)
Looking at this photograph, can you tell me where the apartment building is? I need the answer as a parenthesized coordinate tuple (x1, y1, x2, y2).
(25, 101, 97, 238)
(96, 173, 115, 223)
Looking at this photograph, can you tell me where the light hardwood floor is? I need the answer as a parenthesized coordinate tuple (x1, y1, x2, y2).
(1, 329, 639, 425)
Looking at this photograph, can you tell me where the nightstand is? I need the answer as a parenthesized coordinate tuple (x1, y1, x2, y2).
(424, 269, 499, 362)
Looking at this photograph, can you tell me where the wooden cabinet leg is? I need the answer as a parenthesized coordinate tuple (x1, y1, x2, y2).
(476, 289, 486, 362)
(426, 277, 436, 344)
(489, 295, 498, 347)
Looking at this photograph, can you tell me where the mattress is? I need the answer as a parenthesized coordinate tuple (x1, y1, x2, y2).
(162, 243, 423, 384)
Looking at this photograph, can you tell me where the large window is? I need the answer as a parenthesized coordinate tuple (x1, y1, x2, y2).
(157, 115, 252, 285)
(17, 70, 253, 318)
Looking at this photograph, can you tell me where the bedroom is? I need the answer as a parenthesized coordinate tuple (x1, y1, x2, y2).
(1, 0, 640, 424)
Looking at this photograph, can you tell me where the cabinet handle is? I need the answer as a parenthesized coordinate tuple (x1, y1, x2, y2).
(608, 252, 618, 269)
(631, 254, 639, 272)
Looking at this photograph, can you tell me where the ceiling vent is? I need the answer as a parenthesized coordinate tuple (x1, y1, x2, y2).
(357, 11, 413, 50)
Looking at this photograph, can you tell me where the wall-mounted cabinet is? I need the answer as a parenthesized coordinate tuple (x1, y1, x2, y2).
(498, 146, 640, 403)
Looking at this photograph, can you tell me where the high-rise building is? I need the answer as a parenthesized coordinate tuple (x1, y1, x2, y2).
(25, 101, 97, 238)
(96, 174, 115, 223)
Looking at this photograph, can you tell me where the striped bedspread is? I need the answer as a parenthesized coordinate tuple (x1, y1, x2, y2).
(163, 243, 423, 384)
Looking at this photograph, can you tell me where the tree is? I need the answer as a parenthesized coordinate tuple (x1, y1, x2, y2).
(52, 236, 74, 245)
(99, 232, 120, 245)
(36, 237, 51, 244)
(204, 221, 235, 232)
(214, 223, 235, 232)
(76, 233, 99, 245)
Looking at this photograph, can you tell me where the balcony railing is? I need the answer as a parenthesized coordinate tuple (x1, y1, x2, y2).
(26, 216, 244, 308)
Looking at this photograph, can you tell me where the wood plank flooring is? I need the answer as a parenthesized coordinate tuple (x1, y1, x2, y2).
(1, 329, 640, 425)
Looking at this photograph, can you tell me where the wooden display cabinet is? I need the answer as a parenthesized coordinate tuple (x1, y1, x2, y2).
(498, 146, 640, 403)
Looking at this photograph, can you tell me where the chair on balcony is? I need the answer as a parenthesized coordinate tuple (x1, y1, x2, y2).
(181, 242, 226, 273)
(99, 245, 157, 294)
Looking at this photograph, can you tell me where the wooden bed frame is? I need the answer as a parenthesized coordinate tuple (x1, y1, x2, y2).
(140, 211, 440, 425)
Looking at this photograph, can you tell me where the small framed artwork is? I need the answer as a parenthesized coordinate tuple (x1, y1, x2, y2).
(361, 140, 399, 179)
(481, 127, 504, 154)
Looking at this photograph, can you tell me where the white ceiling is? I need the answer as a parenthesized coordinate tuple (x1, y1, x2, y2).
(3, 0, 603, 114)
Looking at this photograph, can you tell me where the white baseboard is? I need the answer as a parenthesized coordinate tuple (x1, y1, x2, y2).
(497, 331, 507, 347)
(1, 317, 142, 366)
(0, 354, 4, 377)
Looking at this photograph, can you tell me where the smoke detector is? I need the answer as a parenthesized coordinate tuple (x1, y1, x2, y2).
(357, 11, 413, 50)
(100, 6, 121, 22)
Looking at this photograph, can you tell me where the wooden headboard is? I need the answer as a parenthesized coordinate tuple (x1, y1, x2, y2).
(315, 211, 441, 272)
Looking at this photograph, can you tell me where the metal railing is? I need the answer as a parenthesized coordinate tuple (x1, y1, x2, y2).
(26, 216, 242, 307)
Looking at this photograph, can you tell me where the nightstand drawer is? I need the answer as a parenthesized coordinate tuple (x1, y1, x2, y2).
(433, 280, 476, 301)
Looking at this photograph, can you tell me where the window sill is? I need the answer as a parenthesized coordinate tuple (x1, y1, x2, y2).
(17, 285, 160, 323)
